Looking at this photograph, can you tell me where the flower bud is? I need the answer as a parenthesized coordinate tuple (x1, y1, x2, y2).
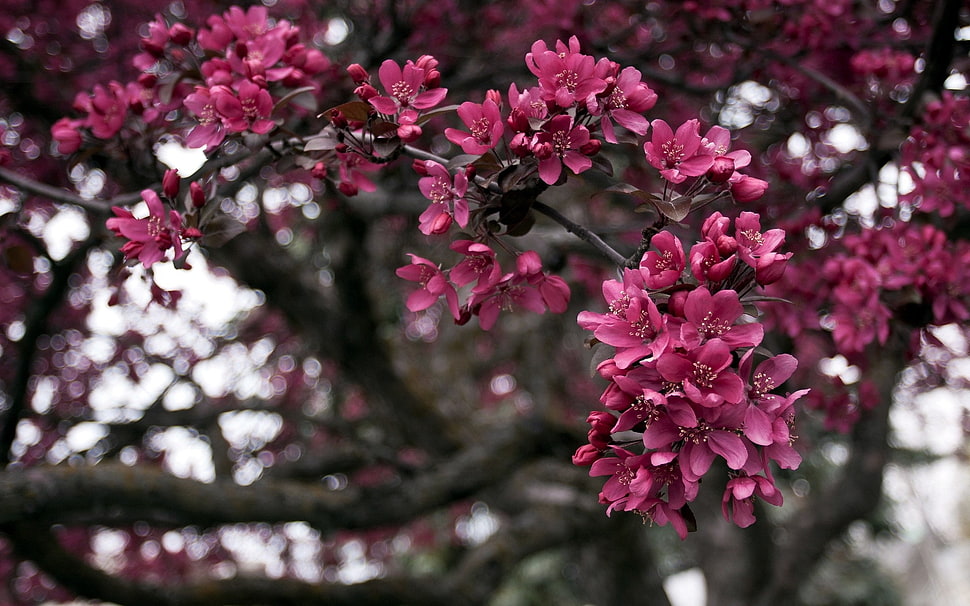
(189, 181, 206, 208)
(580, 139, 602, 156)
(532, 141, 554, 160)
(731, 175, 768, 202)
(355, 83, 378, 102)
(338, 181, 359, 196)
(346, 63, 370, 84)
(412, 159, 431, 176)
(667, 288, 690, 317)
(162, 169, 181, 198)
(168, 23, 194, 46)
(707, 155, 735, 183)
(485, 89, 502, 107)
(587, 411, 614, 433)
(509, 132, 532, 157)
(423, 69, 441, 89)
(397, 123, 422, 142)
(415, 55, 438, 71)
(587, 428, 609, 450)
(311, 161, 327, 179)
(506, 108, 531, 133)
(572, 444, 603, 466)
(428, 212, 453, 234)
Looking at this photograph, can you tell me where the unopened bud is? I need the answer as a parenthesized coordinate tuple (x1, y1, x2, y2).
(707, 156, 735, 183)
(311, 161, 327, 179)
(667, 288, 690, 317)
(346, 63, 370, 84)
(423, 69, 441, 89)
(355, 83, 378, 102)
(428, 212, 453, 234)
(168, 23, 194, 46)
(485, 89, 502, 107)
(509, 132, 532, 157)
(580, 139, 602, 156)
(506, 108, 530, 133)
(162, 169, 181, 198)
(190, 181, 206, 208)
(572, 444, 603, 466)
(338, 181, 359, 196)
(415, 55, 438, 71)
(731, 176, 768, 202)
(412, 159, 431, 176)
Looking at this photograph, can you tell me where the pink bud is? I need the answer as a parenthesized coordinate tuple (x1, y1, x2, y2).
(162, 169, 181, 198)
(189, 181, 206, 208)
(347, 63, 370, 84)
(338, 181, 359, 196)
(572, 444, 603, 466)
(168, 23, 194, 46)
(587, 428, 609, 450)
(415, 55, 438, 71)
(412, 159, 431, 176)
(587, 411, 614, 433)
(311, 162, 327, 179)
(506, 108, 531, 133)
(731, 176, 769, 202)
(509, 132, 532, 157)
(355, 83, 378, 102)
(428, 212, 453, 234)
(580, 139, 602, 156)
(532, 141, 554, 160)
(397, 123, 422, 142)
(182, 227, 203, 239)
(716, 234, 738, 255)
(423, 69, 441, 89)
(707, 156, 735, 183)
(667, 289, 690, 317)
(485, 89, 502, 107)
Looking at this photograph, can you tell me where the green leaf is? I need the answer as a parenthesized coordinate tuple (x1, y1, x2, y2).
(273, 86, 318, 113)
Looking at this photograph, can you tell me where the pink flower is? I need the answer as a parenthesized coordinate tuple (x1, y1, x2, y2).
(369, 59, 448, 115)
(639, 231, 685, 290)
(445, 99, 505, 154)
(731, 175, 769, 202)
(588, 66, 657, 143)
(416, 161, 469, 235)
(656, 338, 745, 406)
(106, 189, 184, 267)
(184, 86, 227, 149)
(395, 254, 460, 320)
(217, 80, 275, 135)
(643, 119, 715, 183)
(679, 287, 763, 349)
(533, 114, 592, 185)
(526, 36, 607, 108)
(51, 118, 83, 154)
(450, 240, 503, 294)
(721, 474, 782, 528)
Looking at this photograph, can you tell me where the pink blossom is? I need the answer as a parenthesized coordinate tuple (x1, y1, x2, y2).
(656, 338, 745, 406)
(369, 59, 448, 115)
(525, 36, 607, 108)
(731, 175, 769, 202)
(106, 190, 185, 267)
(533, 114, 592, 185)
(449, 240, 503, 294)
(184, 86, 227, 149)
(588, 66, 657, 143)
(445, 99, 505, 154)
(679, 287, 763, 349)
(395, 254, 460, 320)
(643, 119, 715, 183)
(721, 474, 782, 528)
(416, 161, 469, 235)
(639, 231, 685, 290)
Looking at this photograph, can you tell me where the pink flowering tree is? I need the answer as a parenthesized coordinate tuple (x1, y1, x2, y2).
(0, 1, 968, 605)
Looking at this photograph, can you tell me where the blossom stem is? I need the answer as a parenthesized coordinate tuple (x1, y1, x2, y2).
(532, 201, 628, 267)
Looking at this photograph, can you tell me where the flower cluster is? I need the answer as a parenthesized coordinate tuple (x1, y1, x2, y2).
(105, 170, 205, 268)
(53, 5, 329, 154)
(899, 93, 970, 218)
(396, 242, 569, 331)
(573, 215, 804, 538)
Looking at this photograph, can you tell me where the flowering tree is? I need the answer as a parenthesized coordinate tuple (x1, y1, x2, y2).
(0, 0, 968, 604)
